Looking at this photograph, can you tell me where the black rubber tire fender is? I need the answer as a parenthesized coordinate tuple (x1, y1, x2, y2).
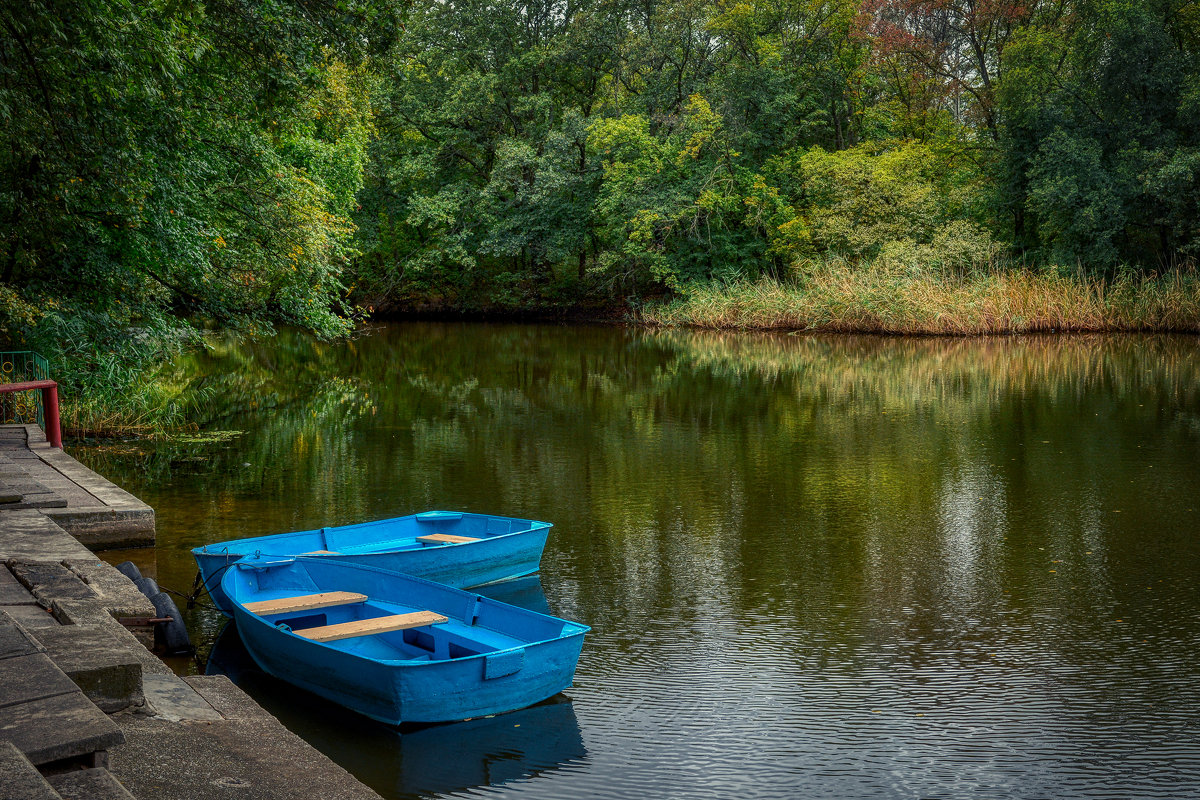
(149, 591, 193, 656)
(134, 576, 159, 598)
(115, 561, 142, 582)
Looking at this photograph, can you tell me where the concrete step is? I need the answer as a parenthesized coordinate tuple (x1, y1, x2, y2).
(0, 650, 80, 707)
(0, 741, 65, 800)
(1, 691, 125, 768)
(0, 509, 96, 563)
(0, 564, 38, 607)
(0, 424, 155, 548)
(32, 626, 144, 713)
(0, 606, 43, 659)
(47, 768, 136, 800)
(8, 561, 98, 607)
(141, 674, 221, 722)
(0, 613, 124, 769)
(0, 452, 69, 509)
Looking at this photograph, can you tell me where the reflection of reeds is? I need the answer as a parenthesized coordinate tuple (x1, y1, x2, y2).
(72, 322, 1200, 628)
(643, 268, 1200, 334)
(642, 329, 1200, 412)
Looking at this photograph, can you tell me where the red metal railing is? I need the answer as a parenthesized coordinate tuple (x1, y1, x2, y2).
(0, 380, 62, 448)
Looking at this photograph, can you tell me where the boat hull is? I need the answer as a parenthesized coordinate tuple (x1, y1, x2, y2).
(194, 511, 551, 614)
(223, 557, 588, 725)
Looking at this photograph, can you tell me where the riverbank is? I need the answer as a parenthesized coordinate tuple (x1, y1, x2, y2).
(0, 427, 384, 800)
(640, 267, 1200, 333)
(359, 266, 1200, 335)
(49, 266, 1200, 439)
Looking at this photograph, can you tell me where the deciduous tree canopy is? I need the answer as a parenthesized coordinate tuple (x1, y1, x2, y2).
(353, 0, 1200, 310)
(3, 0, 1199, 363)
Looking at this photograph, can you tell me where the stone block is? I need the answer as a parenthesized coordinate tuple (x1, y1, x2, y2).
(0, 458, 67, 510)
(142, 674, 222, 722)
(183, 675, 275, 722)
(0, 565, 37, 606)
(8, 561, 97, 607)
(51, 601, 167, 675)
(0, 610, 44, 660)
(47, 768, 136, 800)
(2, 603, 60, 629)
(0, 691, 124, 766)
(61, 560, 155, 619)
(42, 509, 156, 550)
(109, 706, 385, 800)
(0, 652, 80, 708)
(32, 626, 144, 713)
(0, 741, 63, 800)
(0, 510, 94, 563)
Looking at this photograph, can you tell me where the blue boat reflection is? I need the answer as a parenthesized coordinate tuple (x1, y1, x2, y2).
(473, 574, 553, 616)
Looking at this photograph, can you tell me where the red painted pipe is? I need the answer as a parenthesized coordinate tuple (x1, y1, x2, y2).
(0, 379, 63, 448)
(42, 383, 62, 448)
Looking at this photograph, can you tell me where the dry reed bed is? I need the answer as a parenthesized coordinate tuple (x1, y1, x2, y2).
(642, 269, 1200, 334)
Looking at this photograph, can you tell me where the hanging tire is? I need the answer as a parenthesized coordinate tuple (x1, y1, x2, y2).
(134, 577, 158, 598)
(149, 591, 193, 656)
(116, 561, 142, 582)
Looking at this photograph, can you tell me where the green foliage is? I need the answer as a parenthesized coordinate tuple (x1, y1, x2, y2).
(353, 0, 888, 306)
(0, 0, 395, 427)
(350, 0, 1200, 306)
(786, 140, 997, 270)
(3, 0, 1200, 415)
(996, 0, 1200, 266)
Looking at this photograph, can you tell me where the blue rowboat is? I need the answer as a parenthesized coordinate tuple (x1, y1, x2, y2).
(193, 510, 551, 614)
(222, 554, 589, 725)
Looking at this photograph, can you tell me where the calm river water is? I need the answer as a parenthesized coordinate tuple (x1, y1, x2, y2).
(76, 323, 1200, 799)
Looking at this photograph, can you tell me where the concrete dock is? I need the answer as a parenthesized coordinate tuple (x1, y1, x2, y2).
(0, 425, 384, 800)
(0, 425, 154, 549)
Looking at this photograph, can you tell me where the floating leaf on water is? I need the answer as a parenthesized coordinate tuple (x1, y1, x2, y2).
(165, 429, 246, 445)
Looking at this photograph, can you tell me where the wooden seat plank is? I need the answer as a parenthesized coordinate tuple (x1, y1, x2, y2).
(295, 611, 449, 642)
(300, 550, 340, 555)
(244, 591, 367, 616)
(417, 533, 481, 545)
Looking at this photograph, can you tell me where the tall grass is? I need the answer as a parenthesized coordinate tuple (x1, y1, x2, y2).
(27, 311, 204, 438)
(641, 263, 1200, 334)
(61, 374, 196, 438)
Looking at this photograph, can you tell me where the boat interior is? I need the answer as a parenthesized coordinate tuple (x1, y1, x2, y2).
(246, 590, 525, 662)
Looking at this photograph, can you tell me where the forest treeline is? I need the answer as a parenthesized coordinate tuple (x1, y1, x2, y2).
(359, 0, 1200, 305)
(2, 0, 1199, 426)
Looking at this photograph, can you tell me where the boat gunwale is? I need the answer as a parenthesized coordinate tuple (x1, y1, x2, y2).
(192, 511, 553, 558)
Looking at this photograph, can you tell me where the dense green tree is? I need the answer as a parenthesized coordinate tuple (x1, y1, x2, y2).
(997, 0, 1200, 266)
(0, 0, 393, 393)
(5, 0, 1200, 392)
